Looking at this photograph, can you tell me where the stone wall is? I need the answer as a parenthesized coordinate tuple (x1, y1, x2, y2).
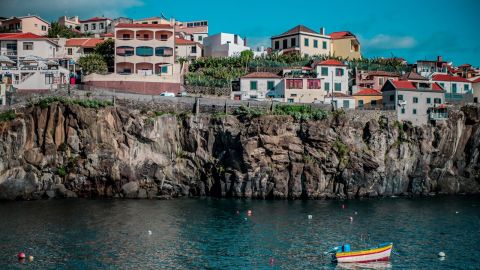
(184, 85, 231, 97)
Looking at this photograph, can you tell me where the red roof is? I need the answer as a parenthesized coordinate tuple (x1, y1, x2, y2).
(390, 80, 443, 91)
(432, 74, 471, 83)
(0, 32, 44, 39)
(315, 59, 346, 66)
(79, 17, 111, 23)
(175, 38, 198, 45)
(241, 72, 281, 79)
(101, 33, 114, 38)
(66, 38, 104, 48)
(354, 88, 382, 96)
(329, 31, 355, 40)
(115, 23, 173, 29)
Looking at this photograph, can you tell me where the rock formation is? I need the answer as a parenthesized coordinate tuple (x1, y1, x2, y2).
(0, 103, 479, 200)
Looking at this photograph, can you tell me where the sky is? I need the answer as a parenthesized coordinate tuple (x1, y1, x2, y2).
(2, 0, 479, 66)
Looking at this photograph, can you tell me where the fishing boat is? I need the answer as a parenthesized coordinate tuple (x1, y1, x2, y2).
(326, 242, 393, 263)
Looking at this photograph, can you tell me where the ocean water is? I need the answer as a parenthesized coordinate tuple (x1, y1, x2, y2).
(0, 196, 479, 269)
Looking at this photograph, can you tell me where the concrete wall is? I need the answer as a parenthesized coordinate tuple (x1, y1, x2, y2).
(353, 95, 382, 108)
(203, 33, 250, 57)
(175, 44, 202, 60)
(331, 38, 361, 60)
(21, 17, 49, 36)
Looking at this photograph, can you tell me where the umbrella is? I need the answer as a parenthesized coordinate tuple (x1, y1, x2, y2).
(0, 55, 15, 64)
(45, 60, 59, 65)
(22, 55, 42, 63)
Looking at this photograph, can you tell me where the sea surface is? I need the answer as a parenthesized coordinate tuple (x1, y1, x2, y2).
(0, 196, 479, 269)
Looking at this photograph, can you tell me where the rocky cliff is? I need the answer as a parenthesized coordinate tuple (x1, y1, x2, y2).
(1, 103, 480, 200)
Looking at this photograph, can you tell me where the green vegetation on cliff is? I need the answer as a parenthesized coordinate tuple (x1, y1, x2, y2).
(29, 97, 113, 109)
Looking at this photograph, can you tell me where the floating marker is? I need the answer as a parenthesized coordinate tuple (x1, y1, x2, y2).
(28, 256, 34, 262)
(236, 210, 240, 215)
(17, 253, 25, 259)
(247, 210, 252, 216)
(455, 211, 459, 214)
(354, 211, 358, 215)
(269, 257, 275, 266)
(349, 216, 353, 222)
(244, 217, 248, 221)
(308, 215, 313, 219)
(148, 230, 152, 235)
(342, 204, 345, 209)
(438, 251, 446, 257)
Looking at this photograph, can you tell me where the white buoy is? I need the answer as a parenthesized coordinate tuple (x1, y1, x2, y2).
(244, 217, 248, 221)
(148, 230, 152, 235)
(354, 211, 358, 215)
(455, 211, 459, 214)
(438, 251, 446, 257)
(349, 216, 353, 222)
(308, 215, 313, 220)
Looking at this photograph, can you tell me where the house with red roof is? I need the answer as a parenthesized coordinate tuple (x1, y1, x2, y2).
(353, 88, 382, 109)
(79, 17, 112, 35)
(431, 74, 472, 102)
(0, 15, 50, 36)
(232, 72, 284, 101)
(355, 70, 400, 92)
(313, 59, 349, 95)
(415, 56, 449, 78)
(329, 31, 361, 60)
(381, 80, 446, 125)
(271, 25, 331, 57)
(175, 38, 202, 60)
(55, 38, 106, 71)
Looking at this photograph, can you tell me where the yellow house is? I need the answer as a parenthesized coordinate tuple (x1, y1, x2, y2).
(329, 31, 361, 60)
(353, 88, 382, 109)
(271, 25, 331, 57)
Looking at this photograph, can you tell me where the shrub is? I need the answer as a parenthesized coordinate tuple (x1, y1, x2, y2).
(57, 166, 68, 177)
(0, 110, 16, 122)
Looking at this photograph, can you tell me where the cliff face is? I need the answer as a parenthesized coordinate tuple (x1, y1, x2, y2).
(1, 103, 480, 200)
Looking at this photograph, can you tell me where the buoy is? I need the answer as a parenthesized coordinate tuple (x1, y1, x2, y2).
(455, 211, 459, 214)
(354, 211, 358, 215)
(308, 215, 313, 219)
(148, 230, 152, 235)
(17, 252, 25, 259)
(349, 216, 353, 222)
(247, 210, 252, 216)
(269, 257, 275, 266)
(244, 217, 248, 221)
(342, 204, 345, 209)
(438, 251, 446, 257)
(28, 256, 34, 262)
(236, 210, 240, 215)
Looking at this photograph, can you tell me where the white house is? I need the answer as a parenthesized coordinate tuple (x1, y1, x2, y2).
(203, 33, 250, 57)
(175, 38, 202, 61)
(324, 93, 356, 109)
(432, 74, 472, 102)
(313, 59, 349, 95)
(79, 17, 112, 35)
(232, 72, 283, 101)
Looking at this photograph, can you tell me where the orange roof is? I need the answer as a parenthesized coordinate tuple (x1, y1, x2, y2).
(314, 59, 346, 66)
(101, 33, 114, 38)
(329, 31, 356, 40)
(66, 38, 104, 48)
(390, 80, 443, 91)
(0, 32, 44, 39)
(175, 38, 198, 45)
(115, 23, 173, 29)
(241, 72, 281, 79)
(432, 74, 471, 83)
(354, 88, 382, 96)
(79, 17, 111, 23)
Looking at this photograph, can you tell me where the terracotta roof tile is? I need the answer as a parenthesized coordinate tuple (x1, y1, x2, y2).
(313, 59, 346, 66)
(0, 33, 44, 39)
(115, 23, 173, 29)
(432, 74, 471, 83)
(329, 31, 355, 40)
(175, 38, 199, 45)
(79, 17, 111, 23)
(241, 72, 281, 79)
(354, 88, 382, 96)
(65, 38, 104, 48)
(400, 72, 428, 81)
(390, 80, 443, 92)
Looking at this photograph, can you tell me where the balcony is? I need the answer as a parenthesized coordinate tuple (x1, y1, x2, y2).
(6, 50, 17, 56)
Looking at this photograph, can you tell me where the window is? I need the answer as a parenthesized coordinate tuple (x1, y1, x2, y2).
(343, 100, 350, 108)
(160, 34, 168, 41)
(288, 98, 294, 103)
(198, 36, 203, 41)
(84, 24, 88, 31)
(250, 81, 257, 90)
(136, 46, 154, 56)
(267, 81, 275, 90)
(116, 46, 134, 56)
(371, 100, 377, 106)
(41, 25, 46, 31)
(324, 82, 330, 91)
(464, 84, 469, 91)
(398, 94, 404, 101)
(358, 100, 364, 108)
(401, 108, 405, 114)
(161, 66, 168, 74)
(143, 34, 149, 39)
(191, 46, 197, 53)
(434, 98, 442, 104)
(413, 109, 417, 115)
(313, 40, 318, 48)
(67, 48, 73, 55)
(452, 83, 457, 93)
(155, 47, 173, 56)
(275, 41, 279, 50)
(283, 39, 288, 49)
(286, 79, 303, 89)
(322, 41, 327, 49)
(427, 98, 431, 104)
(91, 23, 96, 30)
(307, 79, 321, 89)
(304, 38, 309, 47)
(379, 77, 384, 86)
(23, 42, 33, 50)
(321, 67, 328, 76)
(122, 34, 131, 39)
(152, 21, 158, 24)
(413, 97, 418, 103)
(439, 82, 444, 88)
(45, 74, 54, 84)
(291, 94, 297, 97)
(335, 68, 344, 76)
(334, 83, 341, 91)
(99, 23, 104, 29)
(291, 38, 296, 47)
(389, 95, 394, 101)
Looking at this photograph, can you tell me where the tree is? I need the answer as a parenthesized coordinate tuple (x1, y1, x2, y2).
(47, 22, 82, 38)
(240, 50, 254, 72)
(78, 53, 108, 75)
(94, 39, 115, 72)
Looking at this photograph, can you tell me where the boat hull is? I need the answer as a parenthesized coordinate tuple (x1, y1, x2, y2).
(335, 243, 393, 263)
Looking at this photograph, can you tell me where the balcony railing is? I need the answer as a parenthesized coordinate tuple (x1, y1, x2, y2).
(429, 112, 448, 121)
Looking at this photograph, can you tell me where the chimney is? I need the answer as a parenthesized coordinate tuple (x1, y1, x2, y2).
(320, 27, 325, 35)
(437, 56, 442, 62)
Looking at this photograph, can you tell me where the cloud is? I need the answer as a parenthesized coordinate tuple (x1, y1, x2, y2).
(0, 0, 144, 21)
(361, 34, 417, 50)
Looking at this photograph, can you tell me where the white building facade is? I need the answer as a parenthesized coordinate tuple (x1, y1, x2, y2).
(203, 33, 250, 57)
(79, 17, 112, 35)
(232, 72, 283, 101)
(314, 59, 349, 95)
